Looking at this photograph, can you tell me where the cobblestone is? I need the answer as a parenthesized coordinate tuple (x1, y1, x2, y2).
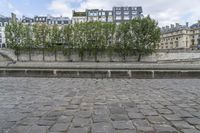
(1, 78, 200, 132)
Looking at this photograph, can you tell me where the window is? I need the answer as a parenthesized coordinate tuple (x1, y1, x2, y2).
(0, 22, 2, 26)
(101, 17, 106, 22)
(132, 11, 137, 14)
(109, 12, 112, 15)
(124, 7, 129, 10)
(102, 12, 105, 16)
(176, 42, 178, 47)
(108, 17, 113, 22)
(124, 11, 129, 15)
(124, 16, 129, 20)
(132, 16, 136, 19)
(116, 7, 121, 10)
(116, 11, 121, 15)
(116, 16, 121, 20)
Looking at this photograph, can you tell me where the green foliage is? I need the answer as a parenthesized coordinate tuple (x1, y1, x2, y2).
(130, 16, 161, 61)
(5, 16, 160, 62)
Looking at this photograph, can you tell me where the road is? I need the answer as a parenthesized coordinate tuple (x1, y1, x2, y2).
(0, 78, 200, 133)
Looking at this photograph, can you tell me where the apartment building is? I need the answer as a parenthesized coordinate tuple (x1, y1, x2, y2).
(86, 9, 113, 22)
(113, 6, 143, 24)
(72, 11, 87, 24)
(0, 15, 11, 48)
(73, 6, 143, 24)
(159, 21, 200, 49)
(47, 16, 71, 26)
(21, 16, 34, 25)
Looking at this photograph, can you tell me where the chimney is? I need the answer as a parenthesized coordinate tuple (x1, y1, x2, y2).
(176, 23, 179, 28)
(186, 22, 189, 27)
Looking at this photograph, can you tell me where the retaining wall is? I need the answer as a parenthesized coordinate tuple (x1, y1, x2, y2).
(1, 69, 200, 79)
(2, 49, 200, 63)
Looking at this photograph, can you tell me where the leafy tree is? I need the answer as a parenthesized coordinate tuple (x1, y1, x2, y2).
(102, 23, 116, 61)
(116, 22, 131, 62)
(5, 22, 25, 60)
(62, 25, 73, 61)
(130, 16, 160, 61)
(50, 25, 61, 61)
(32, 24, 49, 61)
(23, 25, 33, 60)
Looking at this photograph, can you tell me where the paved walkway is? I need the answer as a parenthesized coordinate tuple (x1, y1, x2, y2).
(1, 78, 200, 133)
(1, 62, 200, 70)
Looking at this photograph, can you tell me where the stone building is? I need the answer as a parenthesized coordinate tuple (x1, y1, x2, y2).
(0, 15, 11, 48)
(159, 21, 200, 49)
(190, 21, 200, 49)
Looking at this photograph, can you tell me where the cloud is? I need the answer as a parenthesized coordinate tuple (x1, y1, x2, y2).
(0, 0, 22, 17)
(48, 0, 83, 17)
(48, 0, 200, 26)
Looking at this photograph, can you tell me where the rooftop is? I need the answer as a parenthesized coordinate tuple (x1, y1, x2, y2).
(73, 11, 86, 17)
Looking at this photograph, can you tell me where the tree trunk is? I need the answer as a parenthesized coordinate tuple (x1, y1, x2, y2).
(54, 48, 57, 62)
(42, 48, 45, 61)
(68, 49, 71, 62)
(16, 49, 19, 61)
(29, 47, 31, 61)
(138, 54, 142, 62)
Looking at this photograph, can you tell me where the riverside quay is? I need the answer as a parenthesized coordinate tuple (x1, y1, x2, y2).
(0, 78, 200, 133)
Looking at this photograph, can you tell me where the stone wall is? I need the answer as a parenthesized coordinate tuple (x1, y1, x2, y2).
(2, 48, 200, 63)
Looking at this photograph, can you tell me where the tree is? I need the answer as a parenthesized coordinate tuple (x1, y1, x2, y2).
(62, 25, 73, 61)
(33, 24, 49, 61)
(130, 16, 160, 62)
(23, 24, 33, 61)
(50, 25, 61, 61)
(116, 22, 132, 62)
(102, 23, 116, 61)
(5, 22, 25, 60)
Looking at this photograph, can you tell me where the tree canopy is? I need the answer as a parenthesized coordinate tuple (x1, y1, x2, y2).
(5, 16, 160, 62)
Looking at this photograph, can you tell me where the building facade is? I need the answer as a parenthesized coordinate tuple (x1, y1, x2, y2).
(0, 15, 11, 48)
(21, 16, 34, 25)
(47, 16, 71, 26)
(72, 11, 87, 24)
(159, 21, 200, 49)
(190, 22, 200, 49)
(73, 6, 143, 24)
(86, 9, 113, 22)
(34, 16, 47, 24)
(113, 6, 143, 24)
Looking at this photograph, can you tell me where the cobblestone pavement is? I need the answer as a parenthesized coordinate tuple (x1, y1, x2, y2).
(1, 78, 200, 133)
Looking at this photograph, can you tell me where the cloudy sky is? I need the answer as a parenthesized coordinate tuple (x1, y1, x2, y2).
(0, 0, 200, 26)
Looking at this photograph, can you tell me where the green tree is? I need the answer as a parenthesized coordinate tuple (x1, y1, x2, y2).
(32, 24, 49, 61)
(62, 25, 73, 61)
(5, 22, 25, 60)
(50, 25, 61, 61)
(102, 23, 116, 61)
(116, 22, 131, 62)
(23, 24, 33, 61)
(130, 16, 160, 62)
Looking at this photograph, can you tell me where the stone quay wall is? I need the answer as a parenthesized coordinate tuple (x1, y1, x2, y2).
(1, 49, 200, 63)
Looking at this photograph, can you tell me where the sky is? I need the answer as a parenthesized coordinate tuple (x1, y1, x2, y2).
(0, 0, 200, 26)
